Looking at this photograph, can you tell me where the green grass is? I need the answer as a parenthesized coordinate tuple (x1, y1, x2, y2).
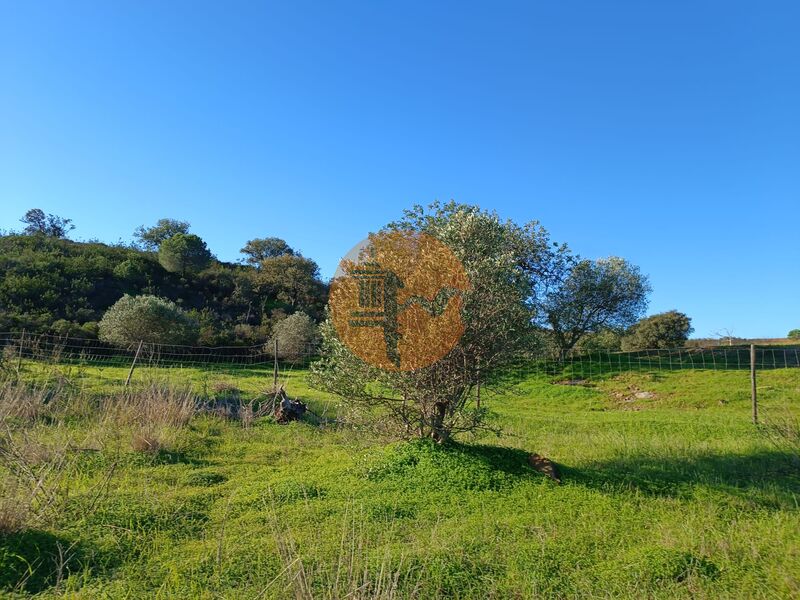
(1, 360, 798, 598)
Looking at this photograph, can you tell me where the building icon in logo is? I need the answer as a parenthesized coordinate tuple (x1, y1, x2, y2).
(330, 231, 471, 371)
(348, 263, 404, 367)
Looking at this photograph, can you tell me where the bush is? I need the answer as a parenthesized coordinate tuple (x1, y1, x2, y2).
(98, 294, 199, 346)
(788, 329, 800, 340)
(621, 310, 693, 351)
(575, 328, 622, 354)
(269, 312, 318, 360)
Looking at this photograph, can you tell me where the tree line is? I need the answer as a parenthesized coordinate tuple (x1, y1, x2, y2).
(0, 210, 327, 348)
(1, 206, 696, 358)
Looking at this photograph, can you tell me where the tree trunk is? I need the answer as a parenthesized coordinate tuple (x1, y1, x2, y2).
(430, 402, 449, 443)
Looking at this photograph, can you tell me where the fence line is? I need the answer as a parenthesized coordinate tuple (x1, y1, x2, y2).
(2, 331, 799, 379)
(0, 331, 320, 372)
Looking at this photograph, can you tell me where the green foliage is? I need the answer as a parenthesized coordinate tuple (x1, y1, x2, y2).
(789, 329, 800, 340)
(575, 327, 622, 353)
(364, 439, 535, 492)
(546, 257, 651, 355)
(2, 363, 799, 597)
(269, 311, 319, 360)
(19, 208, 74, 238)
(133, 218, 190, 251)
(622, 310, 694, 351)
(157, 233, 212, 275)
(240, 237, 294, 265)
(255, 254, 327, 320)
(99, 294, 200, 346)
(312, 201, 569, 442)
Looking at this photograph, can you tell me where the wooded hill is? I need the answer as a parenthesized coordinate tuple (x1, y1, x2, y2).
(0, 234, 327, 345)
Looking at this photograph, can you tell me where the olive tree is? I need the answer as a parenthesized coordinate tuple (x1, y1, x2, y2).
(621, 310, 693, 351)
(158, 233, 212, 275)
(269, 312, 319, 360)
(545, 257, 650, 357)
(310, 201, 568, 443)
(99, 294, 199, 346)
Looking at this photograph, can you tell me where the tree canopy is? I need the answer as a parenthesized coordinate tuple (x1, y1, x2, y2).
(240, 237, 295, 265)
(0, 231, 323, 345)
(20, 209, 74, 238)
(545, 257, 650, 356)
(158, 233, 212, 275)
(311, 201, 567, 443)
(134, 218, 190, 251)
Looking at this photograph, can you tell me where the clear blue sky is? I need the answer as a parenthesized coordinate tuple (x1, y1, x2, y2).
(1, 2, 798, 338)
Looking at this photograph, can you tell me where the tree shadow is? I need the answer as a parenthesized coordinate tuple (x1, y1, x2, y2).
(0, 529, 102, 594)
(446, 441, 537, 477)
(563, 450, 800, 510)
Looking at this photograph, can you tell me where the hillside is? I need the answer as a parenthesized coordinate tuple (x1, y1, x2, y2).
(0, 234, 327, 344)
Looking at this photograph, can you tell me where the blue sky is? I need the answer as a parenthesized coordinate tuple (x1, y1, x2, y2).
(1, 1, 798, 338)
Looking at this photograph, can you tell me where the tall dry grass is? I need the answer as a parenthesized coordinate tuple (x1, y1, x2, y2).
(98, 383, 198, 455)
(0, 377, 200, 535)
(0, 427, 73, 534)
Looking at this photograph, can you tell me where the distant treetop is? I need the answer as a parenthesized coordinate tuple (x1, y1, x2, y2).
(134, 218, 191, 250)
(240, 237, 295, 265)
(20, 208, 75, 238)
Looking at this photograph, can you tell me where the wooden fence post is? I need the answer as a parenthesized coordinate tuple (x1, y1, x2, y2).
(750, 344, 758, 425)
(16, 329, 26, 379)
(125, 340, 144, 388)
(273, 338, 279, 390)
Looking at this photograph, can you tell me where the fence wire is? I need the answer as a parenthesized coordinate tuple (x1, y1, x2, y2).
(0, 331, 319, 378)
(2, 331, 799, 381)
(503, 345, 800, 382)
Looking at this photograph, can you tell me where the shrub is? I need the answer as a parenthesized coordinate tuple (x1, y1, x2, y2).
(269, 312, 319, 360)
(98, 294, 199, 346)
(789, 329, 800, 340)
(621, 310, 693, 351)
(575, 327, 622, 354)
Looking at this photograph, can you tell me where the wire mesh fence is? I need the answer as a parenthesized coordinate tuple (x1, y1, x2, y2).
(504, 345, 800, 382)
(0, 331, 321, 393)
(2, 331, 799, 383)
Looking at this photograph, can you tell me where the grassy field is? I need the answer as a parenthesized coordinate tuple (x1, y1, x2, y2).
(1, 360, 798, 599)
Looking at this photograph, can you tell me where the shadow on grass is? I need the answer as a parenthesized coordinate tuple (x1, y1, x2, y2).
(447, 442, 799, 511)
(0, 529, 101, 594)
(564, 450, 800, 510)
(445, 442, 537, 477)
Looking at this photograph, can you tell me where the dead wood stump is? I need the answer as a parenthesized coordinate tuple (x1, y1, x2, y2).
(528, 453, 561, 483)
